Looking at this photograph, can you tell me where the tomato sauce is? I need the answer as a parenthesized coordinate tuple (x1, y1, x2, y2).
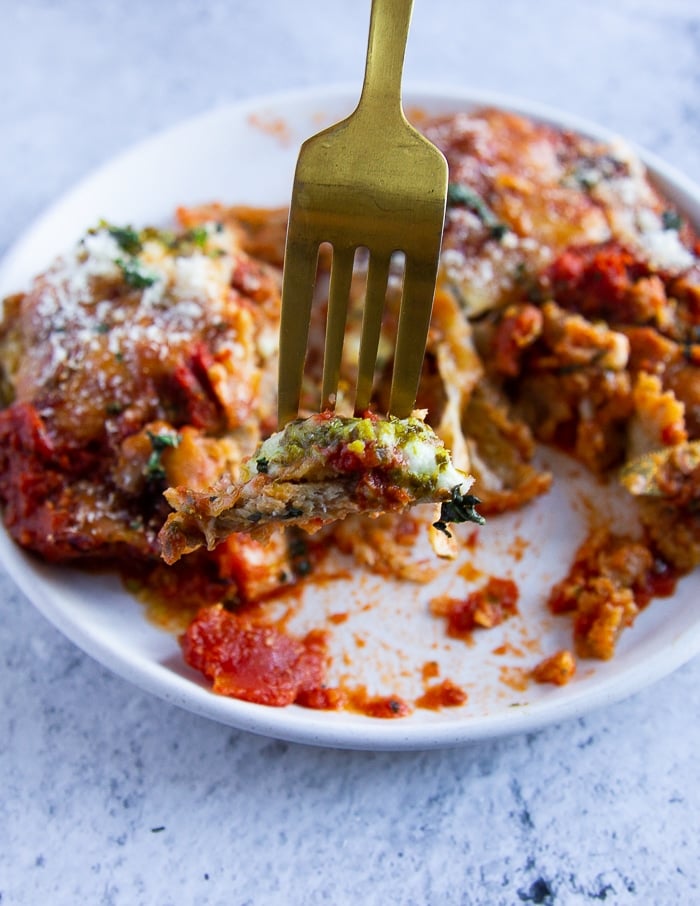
(421, 660, 440, 681)
(182, 605, 329, 707)
(343, 687, 412, 719)
(635, 557, 680, 608)
(415, 679, 468, 710)
(431, 576, 519, 641)
(545, 241, 650, 322)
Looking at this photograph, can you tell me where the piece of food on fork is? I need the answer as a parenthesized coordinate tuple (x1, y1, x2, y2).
(158, 411, 483, 564)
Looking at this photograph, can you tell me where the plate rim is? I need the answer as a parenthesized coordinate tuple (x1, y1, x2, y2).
(2, 82, 699, 751)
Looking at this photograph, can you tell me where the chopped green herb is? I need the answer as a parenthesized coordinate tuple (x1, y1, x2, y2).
(106, 401, 124, 415)
(157, 230, 179, 250)
(256, 457, 269, 474)
(570, 165, 600, 190)
(187, 226, 209, 248)
(447, 183, 481, 207)
(662, 209, 683, 231)
(95, 322, 110, 334)
(103, 223, 142, 256)
(447, 182, 509, 239)
(564, 155, 621, 191)
(145, 430, 180, 480)
(145, 460, 166, 481)
(433, 486, 485, 536)
(147, 431, 180, 452)
(116, 257, 157, 289)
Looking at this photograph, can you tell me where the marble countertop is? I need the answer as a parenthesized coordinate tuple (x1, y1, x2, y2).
(2, 1, 699, 903)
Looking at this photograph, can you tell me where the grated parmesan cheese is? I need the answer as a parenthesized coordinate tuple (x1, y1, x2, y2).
(22, 224, 245, 402)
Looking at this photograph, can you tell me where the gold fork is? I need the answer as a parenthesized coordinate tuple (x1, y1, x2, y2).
(277, 0, 448, 426)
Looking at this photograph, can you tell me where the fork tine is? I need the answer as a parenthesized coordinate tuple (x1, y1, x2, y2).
(354, 253, 391, 414)
(389, 252, 441, 419)
(321, 245, 355, 410)
(277, 237, 320, 426)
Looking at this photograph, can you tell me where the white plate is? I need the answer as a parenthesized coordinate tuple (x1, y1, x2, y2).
(2, 85, 699, 751)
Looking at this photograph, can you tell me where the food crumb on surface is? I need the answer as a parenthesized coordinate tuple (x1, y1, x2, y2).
(499, 666, 531, 693)
(532, 649, 577, 686)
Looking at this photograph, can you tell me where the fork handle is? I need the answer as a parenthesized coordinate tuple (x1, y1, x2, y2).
(359, 0, 414, 115)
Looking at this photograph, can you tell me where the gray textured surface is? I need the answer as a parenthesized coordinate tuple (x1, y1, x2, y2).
(1, 1, 700, 904)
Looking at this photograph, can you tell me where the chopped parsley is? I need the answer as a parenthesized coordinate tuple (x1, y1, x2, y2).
(256, 457, 269, 474)
(116, 257, 158, 289)
(187, 225, 209, 248)
(564, 155, 622, 191)
(570, 166, 601, 190)
(104, 223, 143, 256)
(447, 183, 509, 239)
(662, 209, 683, 231)
(145, 430, 180, 480)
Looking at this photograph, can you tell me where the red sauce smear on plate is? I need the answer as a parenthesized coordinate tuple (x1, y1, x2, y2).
(421, 660, 440, 681)
(415, 679, 468, 710)
(182, 605, 329, 707)
(635, 558, 680, 608)
(181, 604, 416, 718)
(430, 576, 519, 641)
(343, 687, 412, 719)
